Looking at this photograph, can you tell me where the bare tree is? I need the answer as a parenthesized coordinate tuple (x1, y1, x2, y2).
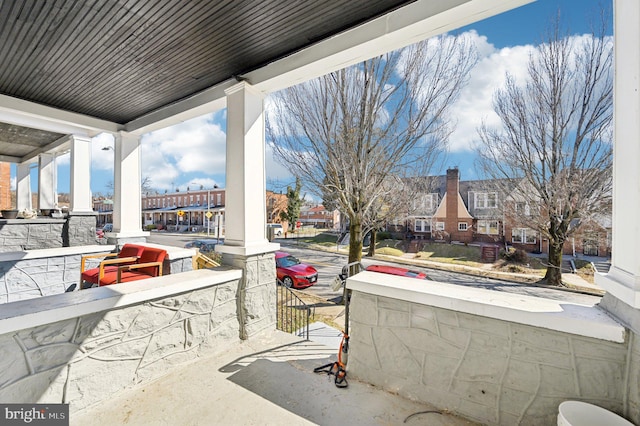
(268, 35, 476, 263)
(476, 14, 613, 286)
(105, 176, 154, 196)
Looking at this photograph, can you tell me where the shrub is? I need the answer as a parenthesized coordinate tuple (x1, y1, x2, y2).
(144, 224, 157, 231)
(501, 248, 529, 263)
(376, 231, 392, 240)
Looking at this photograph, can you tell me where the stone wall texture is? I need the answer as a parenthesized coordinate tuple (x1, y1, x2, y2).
(65, 215, 99, 247)
(0, 280, 241, 412)
(0, 220, 66, 252)
(347, 291, 633, 425)
(223, 251, 277, 339)
(0, 253, 82, 303)
(0, 249, 194, 304)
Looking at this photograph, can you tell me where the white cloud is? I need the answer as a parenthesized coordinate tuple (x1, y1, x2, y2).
(448, 32, 613, 153)
(91, 133, 116, 171)
(448, 30, 535, 152)
(142, 114, 226, 178)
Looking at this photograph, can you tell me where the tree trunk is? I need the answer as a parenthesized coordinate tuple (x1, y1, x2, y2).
(367, 230, 376, 257)
(544, 241, 563, 286)
(348, 216, 363, 264)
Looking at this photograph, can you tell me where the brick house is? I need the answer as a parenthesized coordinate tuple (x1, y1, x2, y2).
(403, 167, 611, 258)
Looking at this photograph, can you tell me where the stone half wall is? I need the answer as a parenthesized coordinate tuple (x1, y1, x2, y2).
(0, 246, 195, 304)
(0, 278, 241, 412)
(0, 219, 66, 252)
(347, 291, 630, 425)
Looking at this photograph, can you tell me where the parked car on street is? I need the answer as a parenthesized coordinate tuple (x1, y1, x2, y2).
(96, 223, 113, 238)
(267, 223, 283, 236)
(365, 264, 428, 279)
(275, 251, 318, 289)
(184, 239, 222, 254)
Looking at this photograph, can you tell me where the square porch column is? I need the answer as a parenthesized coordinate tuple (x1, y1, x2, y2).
(69, 135, 93, 213)
(597, 0, 640, 326)
(67, 134, 99, 246)
(38, 153, 56, 210)
(108, 131, 149, 244)
(16, 162, 31, 211)
(217, 82, 279, 339)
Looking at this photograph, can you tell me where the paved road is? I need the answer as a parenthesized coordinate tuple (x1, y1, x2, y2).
(277, 244, 602, 306)
(146, 233, 601, 306)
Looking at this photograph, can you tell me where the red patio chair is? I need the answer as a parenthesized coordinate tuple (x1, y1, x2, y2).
(80, 244, 145, 288)
(98, 246, 168, 286)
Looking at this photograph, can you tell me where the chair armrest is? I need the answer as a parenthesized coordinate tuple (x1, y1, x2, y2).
(116, 261, 164, 283)
(80, 252, 118, 273)
(99, 256, 140, 280)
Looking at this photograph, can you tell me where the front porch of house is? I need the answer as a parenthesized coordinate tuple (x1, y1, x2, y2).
(1, 0, 640, 424)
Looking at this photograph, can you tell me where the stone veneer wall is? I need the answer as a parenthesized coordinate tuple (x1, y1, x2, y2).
(0, 279, 241, 412)
(0, 253, 85, 303)
(65, 214, 100, 247)
(221, 251, 277, 339)
(347, 291, 631, 425)
(600, 293, 640, 425)
(0, 219, 66, 252)
(1, 248, 194, 304)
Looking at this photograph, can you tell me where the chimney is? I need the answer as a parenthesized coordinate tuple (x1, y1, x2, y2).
(446, 168, 459, 232)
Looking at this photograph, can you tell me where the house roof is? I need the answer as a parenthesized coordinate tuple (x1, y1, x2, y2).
(0, 0, 531, 164)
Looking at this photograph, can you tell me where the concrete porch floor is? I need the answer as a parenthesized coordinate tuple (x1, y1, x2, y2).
(71, 328, 477, 426)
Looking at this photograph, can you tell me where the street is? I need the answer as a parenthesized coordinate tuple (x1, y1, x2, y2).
(147, 233, 602, 306)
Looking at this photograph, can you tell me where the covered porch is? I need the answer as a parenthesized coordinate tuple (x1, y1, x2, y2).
(0, 0, 639, 424)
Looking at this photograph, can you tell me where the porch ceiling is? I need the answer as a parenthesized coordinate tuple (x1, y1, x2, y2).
(0, 0, 533, 161)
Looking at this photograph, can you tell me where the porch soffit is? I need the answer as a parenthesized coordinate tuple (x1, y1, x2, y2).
(0, 0, 533, 158)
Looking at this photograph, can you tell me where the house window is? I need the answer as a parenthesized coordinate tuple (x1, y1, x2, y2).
(458, 222, 468, 231)
(414, 219, 431, 233)
(412, 193, 437, 212)
(475, 192, 498, 209)
(515, 202, 531, 216)
(435, 222, 445, 231)
(477, 220, 499, 235)
(217, 194, 221, 205)
(512, 228, 536, 244)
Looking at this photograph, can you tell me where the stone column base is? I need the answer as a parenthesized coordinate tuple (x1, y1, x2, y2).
(221, 251, 277, 339)
(65, 212, 99, 247)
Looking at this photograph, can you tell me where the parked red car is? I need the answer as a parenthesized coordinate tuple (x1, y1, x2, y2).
(365, 264, 428, 280)
(275, 251, 318, 289)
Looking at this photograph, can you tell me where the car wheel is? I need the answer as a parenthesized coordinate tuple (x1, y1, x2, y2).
(283, 276, 294, 288)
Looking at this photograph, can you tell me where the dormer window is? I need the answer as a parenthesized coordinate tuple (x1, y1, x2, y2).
(475, 192, 497, 209)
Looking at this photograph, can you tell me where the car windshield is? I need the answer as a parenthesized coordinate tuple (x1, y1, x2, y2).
(277, 256, 300, 268)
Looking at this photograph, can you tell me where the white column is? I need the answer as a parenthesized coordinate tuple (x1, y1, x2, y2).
(38, 153, 56, 210)
(217, 82, 277, 256)
(16, 163, 32, 211)
(111, 131, 148, 238)
(596, 0, 640, 308)
(69, 135, 93, 213)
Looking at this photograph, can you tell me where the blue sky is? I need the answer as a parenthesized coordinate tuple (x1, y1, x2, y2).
(34, 0, 611, 197)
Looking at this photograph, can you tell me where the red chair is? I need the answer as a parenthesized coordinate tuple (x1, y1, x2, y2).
(80, 244, 145, 288)
(98, 246, 168, 286)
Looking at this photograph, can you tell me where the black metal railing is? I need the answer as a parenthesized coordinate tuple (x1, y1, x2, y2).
(276, 280, 314, 340)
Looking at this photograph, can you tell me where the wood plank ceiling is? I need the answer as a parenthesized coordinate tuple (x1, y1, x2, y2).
(0, 0, 416, 125)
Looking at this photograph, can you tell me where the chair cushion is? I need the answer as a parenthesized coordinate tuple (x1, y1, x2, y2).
(81, 266, 118, 283)
(97, 247, 168, 286)
(136, 247, 168, 276)
(81, 244, 145, 285)
(118, 244, 145, 258)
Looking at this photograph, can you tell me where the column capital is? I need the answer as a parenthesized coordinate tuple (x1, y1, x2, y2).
(224, 81, 264, 98)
